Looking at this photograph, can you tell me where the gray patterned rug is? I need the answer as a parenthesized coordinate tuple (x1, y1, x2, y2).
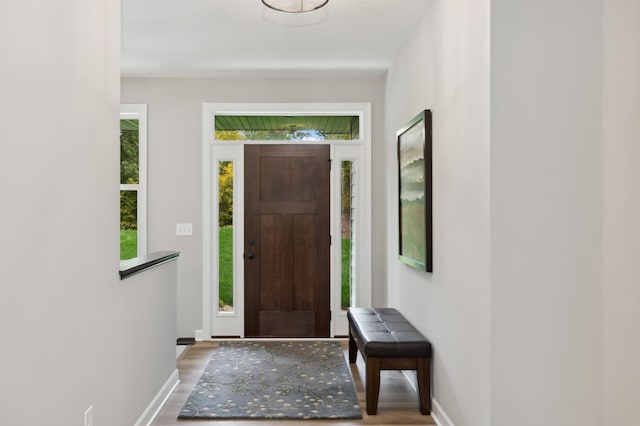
(178, 340, 362, 420)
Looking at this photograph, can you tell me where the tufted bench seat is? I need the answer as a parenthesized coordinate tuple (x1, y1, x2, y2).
(347, 307, 432, 415)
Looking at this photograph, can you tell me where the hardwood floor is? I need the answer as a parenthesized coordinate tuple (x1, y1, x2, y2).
(152, 340, 435, 426)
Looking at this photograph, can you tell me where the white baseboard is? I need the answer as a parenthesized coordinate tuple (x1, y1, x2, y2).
(400, 370, 454, 426)
(431, 397, 455, 426)
(134, 369, 179, 426)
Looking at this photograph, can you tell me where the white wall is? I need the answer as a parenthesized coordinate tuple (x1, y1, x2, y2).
(119, 261, 178, 424)
(121, 77, 386, 338)
(0, 2, 177, 425)
(385, 0, 630, 425)
(602, 0, 640, 424)
(384, 0, 491, 424)
(491, 0, 603, 425)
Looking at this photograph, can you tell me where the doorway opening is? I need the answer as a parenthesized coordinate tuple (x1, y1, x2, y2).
(202, 103, 372, 338)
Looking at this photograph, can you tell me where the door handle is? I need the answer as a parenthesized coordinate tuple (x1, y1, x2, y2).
(246, 240, 256, 260)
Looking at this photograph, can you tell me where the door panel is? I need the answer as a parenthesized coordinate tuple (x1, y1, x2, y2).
(293, 214, 316, 310)
(245, 144, 330, 337)
(290, 158, 317, 200)
(258, 311, 315, 337)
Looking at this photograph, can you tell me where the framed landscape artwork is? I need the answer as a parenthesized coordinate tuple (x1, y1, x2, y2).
(397, 110, 432, 272)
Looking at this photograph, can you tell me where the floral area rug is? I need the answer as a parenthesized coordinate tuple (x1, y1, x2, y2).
(178, 340, 362, 420)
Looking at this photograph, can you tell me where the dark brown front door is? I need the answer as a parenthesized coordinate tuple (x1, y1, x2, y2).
(244, 144, 330, 337)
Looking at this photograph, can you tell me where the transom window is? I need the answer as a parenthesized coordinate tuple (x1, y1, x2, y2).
(214, 115, 360, 141)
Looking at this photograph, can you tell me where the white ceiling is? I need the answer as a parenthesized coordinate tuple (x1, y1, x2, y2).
(121, 0, 430, 78)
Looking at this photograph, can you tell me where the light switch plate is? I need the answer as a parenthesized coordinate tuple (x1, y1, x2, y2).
(176, 223, 193, 236)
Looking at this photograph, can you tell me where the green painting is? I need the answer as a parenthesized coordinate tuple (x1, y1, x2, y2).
(398, 110, 432, 271)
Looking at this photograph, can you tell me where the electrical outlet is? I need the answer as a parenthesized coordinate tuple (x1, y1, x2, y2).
(84, 406, 94, 426)
(176, 223, 193, 236)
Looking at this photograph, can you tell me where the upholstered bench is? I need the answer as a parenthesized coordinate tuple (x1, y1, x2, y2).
(347, 307, 432, 415)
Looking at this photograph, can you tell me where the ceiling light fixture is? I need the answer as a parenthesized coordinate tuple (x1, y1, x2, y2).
(261, 0, 329, 13)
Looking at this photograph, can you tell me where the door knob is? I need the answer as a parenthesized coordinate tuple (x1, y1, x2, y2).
(247, 252, 255, 260)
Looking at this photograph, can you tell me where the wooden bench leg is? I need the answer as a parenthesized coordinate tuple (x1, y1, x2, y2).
(366, 357, 381, 415)
(348, 331, 358, 363)
(417, 356, 431, 415)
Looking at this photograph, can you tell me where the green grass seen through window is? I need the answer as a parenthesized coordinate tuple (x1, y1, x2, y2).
(341, 238, 351, 309)
(219, 227, 234, 309)
(120, 230, 137, 260)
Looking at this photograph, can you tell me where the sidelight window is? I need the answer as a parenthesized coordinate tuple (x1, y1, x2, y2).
(341, 160, 356, 310)
(218, 161, 234, 312)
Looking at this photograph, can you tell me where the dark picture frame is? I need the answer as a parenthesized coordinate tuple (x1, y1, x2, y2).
(397, 110, 432, 272)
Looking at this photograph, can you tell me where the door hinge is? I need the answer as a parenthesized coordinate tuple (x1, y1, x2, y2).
(330, 234, 332, 246)
(328, 158, 332, 170)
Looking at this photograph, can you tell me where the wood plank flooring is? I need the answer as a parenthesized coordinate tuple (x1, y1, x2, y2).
(152, 340, 435, 426)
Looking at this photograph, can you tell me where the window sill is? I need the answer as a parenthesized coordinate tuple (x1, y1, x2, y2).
(119, 250, 180, 280)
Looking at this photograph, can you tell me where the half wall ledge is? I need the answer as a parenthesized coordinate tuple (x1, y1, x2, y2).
(119, 250, 180, 280)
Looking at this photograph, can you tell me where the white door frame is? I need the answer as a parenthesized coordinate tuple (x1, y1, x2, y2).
(202, 103, 372, 339)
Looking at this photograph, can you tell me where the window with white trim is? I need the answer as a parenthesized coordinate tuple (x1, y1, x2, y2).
(120, 105, 147, 260)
